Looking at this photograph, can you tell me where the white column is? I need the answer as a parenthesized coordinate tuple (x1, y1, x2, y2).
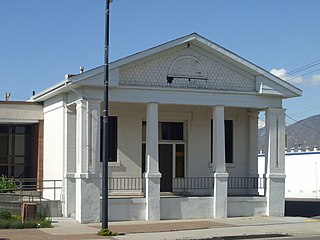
(265, 108, 286, 216)
(64, 104, 77, 218)
(89, 100, 101, 174)
(74, 99, 101, 223)
(144, 102, 161, 221)
(249, 111, 259, 195)
(212, 106, 228, 218)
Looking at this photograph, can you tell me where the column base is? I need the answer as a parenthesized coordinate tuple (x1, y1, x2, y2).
(144, 172, 161, 221)
(266, 173, 286, 217)
(75, 174, 101, 223)
(213, 172, 228, 218)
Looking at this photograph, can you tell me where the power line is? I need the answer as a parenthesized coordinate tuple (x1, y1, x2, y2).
(286, 114, 320, 132)
(286, 67, 320, 81)
(291, 106, 320, 117)
(284, 59, 320, 77)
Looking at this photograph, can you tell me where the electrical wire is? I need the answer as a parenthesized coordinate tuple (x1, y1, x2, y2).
(286, 114, 320, 132)
(283, 59, 320, 77)
(286, 67, 320, 81)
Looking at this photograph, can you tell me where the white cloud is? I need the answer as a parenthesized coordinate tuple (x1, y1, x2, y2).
(310, 74, 320, 85)
(270, 68, 305, 84)
(270, 67, 320, 86)
(270, 68, 287, 80)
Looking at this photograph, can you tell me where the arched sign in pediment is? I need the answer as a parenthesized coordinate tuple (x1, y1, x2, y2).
(167, 56, 207, 83)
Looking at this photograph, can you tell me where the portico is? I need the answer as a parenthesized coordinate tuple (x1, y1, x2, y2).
(28, 33, 301, 223)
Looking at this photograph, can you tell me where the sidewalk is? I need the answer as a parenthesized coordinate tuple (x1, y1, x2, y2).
(0, 216, 320, 240)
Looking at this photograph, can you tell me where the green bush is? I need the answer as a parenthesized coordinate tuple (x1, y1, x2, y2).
(97, 228, 118, 236)
(0, 211, 52, 229)
(0, 211, 12, 220)
(0, 175, 16, 193)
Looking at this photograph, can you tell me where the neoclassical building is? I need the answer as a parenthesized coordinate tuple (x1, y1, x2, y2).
(1, 33, 301, 223)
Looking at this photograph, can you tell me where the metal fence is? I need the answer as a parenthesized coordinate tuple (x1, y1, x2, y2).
(0, 178, 62, 215)
(173, 177, 214, 190)
(108, 177, 144, 191)
(105, 176, 266, 197)
(14, 178, 63, 201)
(228, 177, 266, 190)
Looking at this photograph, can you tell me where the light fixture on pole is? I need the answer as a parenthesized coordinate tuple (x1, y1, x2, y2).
(102, 0, 112, 230)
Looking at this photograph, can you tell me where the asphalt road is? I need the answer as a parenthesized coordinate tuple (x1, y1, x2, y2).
(285, 198, 320, 217)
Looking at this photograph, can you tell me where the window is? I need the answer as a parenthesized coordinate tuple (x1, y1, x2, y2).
(0, 125, 32, 178)
(100, 116, 118, 162)
(142, 121, 184, 141)
(211, 120, 233, 163)
(161, 122, 183, 140)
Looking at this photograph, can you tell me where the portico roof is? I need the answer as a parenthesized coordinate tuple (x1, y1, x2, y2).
(29, 33, 302, 102)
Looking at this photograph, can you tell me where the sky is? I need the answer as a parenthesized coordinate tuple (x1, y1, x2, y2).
(1, 0, 320, 125)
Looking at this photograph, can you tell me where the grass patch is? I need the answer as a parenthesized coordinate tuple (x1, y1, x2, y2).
(0, 211, 52, 229)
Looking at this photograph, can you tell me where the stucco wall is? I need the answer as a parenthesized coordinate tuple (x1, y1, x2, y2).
(259, 151, 320, 198)
(109, 103, 251, 179)
(0, 102, 43, 122)
(160, 197, 214, 219)
(42, 96, 65, 200)
(228, 197, 267, 217)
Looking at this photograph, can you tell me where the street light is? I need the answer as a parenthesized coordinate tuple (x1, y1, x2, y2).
(102, 0, 112, 230)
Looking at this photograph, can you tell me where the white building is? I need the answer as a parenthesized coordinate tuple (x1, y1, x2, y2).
(1, 33, 302, 223)
(259, 148, 320, 199)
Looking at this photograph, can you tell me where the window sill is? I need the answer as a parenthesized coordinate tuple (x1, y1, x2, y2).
(108, 161, 121, 167)
(226, 163, 236, 168)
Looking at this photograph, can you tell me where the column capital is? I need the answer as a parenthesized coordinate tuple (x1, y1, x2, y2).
(76, 99, 87, 109)
(248, 111, 258, 119)
(212, 105, 225, 110)
(88, 100, 101, 108)
(266, 108, 286, 116)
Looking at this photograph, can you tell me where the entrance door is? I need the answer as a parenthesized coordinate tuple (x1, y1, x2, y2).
(159, 144, 173, 192)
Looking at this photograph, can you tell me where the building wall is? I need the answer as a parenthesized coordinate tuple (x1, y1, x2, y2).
(109, 103, 251, 179)
(0, 102, 43, 123)
(259, 150, 320, 198)
(109, 103, 145, 177)
(43, 96, 65, 200)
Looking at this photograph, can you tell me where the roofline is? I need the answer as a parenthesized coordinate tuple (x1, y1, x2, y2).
(29, 79, 69, 102)
(192, 34, 302, 97)
(29, 32, 302, 101)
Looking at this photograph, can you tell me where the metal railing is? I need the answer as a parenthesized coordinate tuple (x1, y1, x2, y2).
(228, 177, 266, 190)
(0, 178, 62, 214)
(173, 177, 214, 190)
(108, 177, 144, 191)
(14, 178, 63, 201)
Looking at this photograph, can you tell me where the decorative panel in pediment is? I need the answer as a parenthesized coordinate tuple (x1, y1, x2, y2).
(119, 47, 255, 92)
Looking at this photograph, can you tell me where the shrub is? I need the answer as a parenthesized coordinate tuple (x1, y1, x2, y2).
(0, 211, 12, 220)
(0, 211, 52, 229)
(97, 228, 118, 236)
(0, 175, 16, 193)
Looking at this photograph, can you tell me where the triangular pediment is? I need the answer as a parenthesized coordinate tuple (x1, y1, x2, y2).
(119, 44, 256, 92)
(30, 33, 301, 102)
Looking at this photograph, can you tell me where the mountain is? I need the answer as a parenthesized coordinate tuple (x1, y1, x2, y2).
(258, 114, 320, 151)
(286, 114, 320, 149)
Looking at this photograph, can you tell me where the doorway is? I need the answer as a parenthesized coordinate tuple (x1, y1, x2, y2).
(141, 121, 185, 192)
(159, 144, 173, 192)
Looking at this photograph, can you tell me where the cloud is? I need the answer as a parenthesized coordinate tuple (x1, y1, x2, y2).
(270, 68, 305, 84)
(270, 68, 320, 86)
(270, 68, 287, 79)
(310, 74, 320, 85)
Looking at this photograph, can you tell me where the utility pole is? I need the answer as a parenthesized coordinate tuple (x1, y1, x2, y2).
(102, 0, 111, 229)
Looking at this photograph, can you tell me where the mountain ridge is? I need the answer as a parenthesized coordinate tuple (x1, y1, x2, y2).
(258, 114, 320, 151)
